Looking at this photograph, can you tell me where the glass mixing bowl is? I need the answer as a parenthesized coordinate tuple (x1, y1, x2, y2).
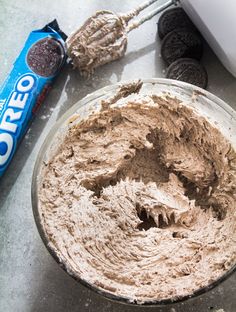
(32, 78, 236, 306)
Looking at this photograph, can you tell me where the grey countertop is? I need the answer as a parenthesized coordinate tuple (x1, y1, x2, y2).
(0, 1, 236, 311)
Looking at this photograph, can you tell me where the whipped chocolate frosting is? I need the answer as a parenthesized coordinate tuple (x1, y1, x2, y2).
(38, 94, 236, 303)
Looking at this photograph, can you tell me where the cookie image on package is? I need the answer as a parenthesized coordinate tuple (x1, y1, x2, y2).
(166, 58, 208, 89)
(161, 29, 203, 65)
(27, 38, 65, 77)
(158, 7, 197, 39)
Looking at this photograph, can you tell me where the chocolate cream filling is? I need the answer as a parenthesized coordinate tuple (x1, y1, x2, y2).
(38, 95, 236, 303)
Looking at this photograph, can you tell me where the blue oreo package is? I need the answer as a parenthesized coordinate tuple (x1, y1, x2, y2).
(0, 20, 67, 177)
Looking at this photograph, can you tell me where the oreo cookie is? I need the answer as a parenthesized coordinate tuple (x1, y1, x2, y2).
(27, 37, 65, 77)
(158, 7, 196, 39)
(0, 20, 67, 177)
(161, 29, 203, 65)
(166, 58, 208, 89)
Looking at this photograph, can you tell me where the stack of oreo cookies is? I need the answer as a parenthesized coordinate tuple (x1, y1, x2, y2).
(158, 7, 208, 89)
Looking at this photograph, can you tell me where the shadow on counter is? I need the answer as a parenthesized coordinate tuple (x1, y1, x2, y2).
(57, 41, 158, 121)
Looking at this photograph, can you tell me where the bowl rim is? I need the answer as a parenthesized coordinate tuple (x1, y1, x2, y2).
(32, 78, 236, 306)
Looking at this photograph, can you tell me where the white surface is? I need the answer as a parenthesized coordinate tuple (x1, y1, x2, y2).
(181, 0, 236, 77)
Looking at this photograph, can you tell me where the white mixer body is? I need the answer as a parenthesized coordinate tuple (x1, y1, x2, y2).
(181, 0, 236, 77)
